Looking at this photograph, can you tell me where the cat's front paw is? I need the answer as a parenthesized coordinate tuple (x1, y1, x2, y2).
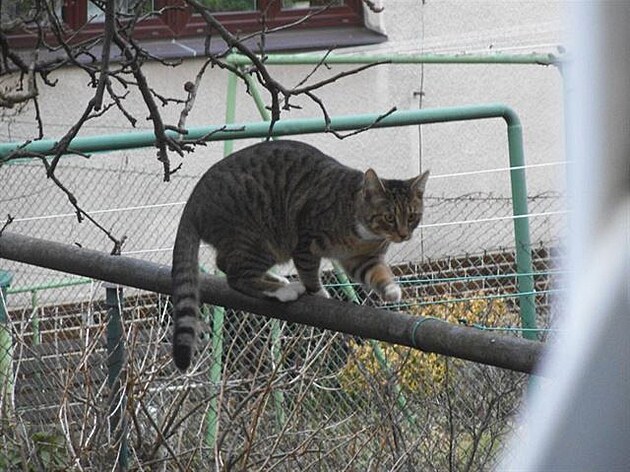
(380, 283, 402, 303)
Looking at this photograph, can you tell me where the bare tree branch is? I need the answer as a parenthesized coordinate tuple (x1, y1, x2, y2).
(0, 52, 37, 107)
(93, 0, 115, 111)
(177, 57, 213, 133)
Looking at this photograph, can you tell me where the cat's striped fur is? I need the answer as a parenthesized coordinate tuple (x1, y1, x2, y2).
(172, 140, 429, 370)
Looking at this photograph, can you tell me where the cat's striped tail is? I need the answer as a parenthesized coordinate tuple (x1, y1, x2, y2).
(171, 216, 201, 371)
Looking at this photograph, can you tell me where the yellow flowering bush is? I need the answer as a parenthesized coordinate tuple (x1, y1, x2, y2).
(338, 293, 520, 394)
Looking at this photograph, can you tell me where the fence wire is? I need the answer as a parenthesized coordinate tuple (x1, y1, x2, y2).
(0, 156, 566, 470)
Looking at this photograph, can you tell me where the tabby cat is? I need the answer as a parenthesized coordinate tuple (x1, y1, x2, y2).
(172, 140, 429, 370)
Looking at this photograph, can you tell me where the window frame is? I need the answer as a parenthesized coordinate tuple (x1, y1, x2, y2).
(5, 0, 365, 49)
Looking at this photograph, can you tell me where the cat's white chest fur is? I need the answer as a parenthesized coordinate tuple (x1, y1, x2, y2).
(355, 222, 382, 241)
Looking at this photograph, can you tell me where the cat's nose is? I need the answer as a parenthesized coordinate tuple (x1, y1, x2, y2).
(397, 228, 410, 241)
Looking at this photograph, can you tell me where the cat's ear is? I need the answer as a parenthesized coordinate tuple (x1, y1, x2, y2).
(410, 170, 430, 196)
(363, 168, 387, 200)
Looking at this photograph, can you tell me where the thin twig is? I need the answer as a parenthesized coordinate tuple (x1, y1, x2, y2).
(34, 154, 125, 252)
(138, 398, 188, 472)
(176, 58, 213, 134)
(0, 214, 14, 237)
(293, 48, 334, 89)
(325, 105, 398, 140)
(291, 60, 391, 95)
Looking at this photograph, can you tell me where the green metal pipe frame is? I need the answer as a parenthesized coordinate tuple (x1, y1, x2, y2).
(222, 69, 239, 157)
(224, 52, 561, 67)
(105, 284, 129, 469)
(201, 300, 224, 451)
(1, 104, 539, 454)
(1, 104, 525, 157)
(0, 51, 560, 162)
(0, 271, 13, 419)
(0, 103, 539, 340)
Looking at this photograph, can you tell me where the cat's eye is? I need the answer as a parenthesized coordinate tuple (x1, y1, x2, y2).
(408, 213, 419, 222)
(384, 214, 395, 223)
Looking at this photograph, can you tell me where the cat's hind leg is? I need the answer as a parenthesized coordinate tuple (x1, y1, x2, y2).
(217, 249, 305, 302)
(293, 250, 330, 298)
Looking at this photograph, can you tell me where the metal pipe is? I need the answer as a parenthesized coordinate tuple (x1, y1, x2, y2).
(204, 302, 224, 451)
(506, 122, 538, 340)
(0, 271, 13, 419)
(270, 319, 287, 428)
(225, 52, 561, 67)
(0, 104, 530, 157)
(30, 290, 40, 345)
(241, 70, 272, 122)
(105, 283, 129, 470)
(0, 232, 544, 374)
(223, 70, 239, 156)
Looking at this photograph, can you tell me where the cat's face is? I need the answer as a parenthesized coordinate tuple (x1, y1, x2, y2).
(358, 169, 430, 243)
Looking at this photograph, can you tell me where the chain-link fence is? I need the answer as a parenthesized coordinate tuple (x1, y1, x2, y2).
(0, 154, 566, 470)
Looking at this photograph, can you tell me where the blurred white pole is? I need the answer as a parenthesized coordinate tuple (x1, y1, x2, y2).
(500, 2, 630, 470)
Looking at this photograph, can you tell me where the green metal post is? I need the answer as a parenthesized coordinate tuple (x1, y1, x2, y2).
(332, 263, 417, 426)
(204, 302, 225, 451)
(0, 271, 13, 420)
(223, 70, 239, 157)
(505, 115, 538, 341)
(270, 319, 287, 428)
(199, 266, 226, 454)
(105, 284, 128, 470)
(30, 290, 40, 345)
(241, 71, 272, 122)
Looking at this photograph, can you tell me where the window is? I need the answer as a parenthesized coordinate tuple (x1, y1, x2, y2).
(3, 0, 369, 50)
